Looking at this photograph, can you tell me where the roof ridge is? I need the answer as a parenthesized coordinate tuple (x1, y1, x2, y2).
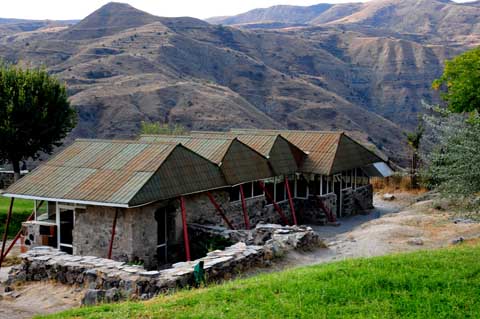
(75, 138, 178, 145)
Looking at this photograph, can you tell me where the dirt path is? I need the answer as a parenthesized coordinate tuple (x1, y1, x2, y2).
(281, 192, 480, 267)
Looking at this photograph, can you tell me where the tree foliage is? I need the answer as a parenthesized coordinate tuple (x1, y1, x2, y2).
(422, 107, 480, 200)
(0, 65, 77, 175)
(432, 47, 480, 113)
(140, 121, 187, 135)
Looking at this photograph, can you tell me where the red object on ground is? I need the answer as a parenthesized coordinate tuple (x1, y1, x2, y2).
(180, 196, 191, 261)
(206, 192, 235, 230)
(258, 181, 290, 226)
(239, 184, 251, 230)
(285, 176, 298, 225)
(107, 208, 119, 259)
(0, 198, 15, 269)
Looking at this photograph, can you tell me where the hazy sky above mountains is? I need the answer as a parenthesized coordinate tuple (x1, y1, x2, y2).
(1, 0, 477, 20)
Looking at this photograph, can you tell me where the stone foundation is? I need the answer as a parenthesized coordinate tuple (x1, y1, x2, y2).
(7, 224, 321, 305)
(353, 185, 374, 211)
(297, 193, 337, 224)
(341, 188, 355, 216)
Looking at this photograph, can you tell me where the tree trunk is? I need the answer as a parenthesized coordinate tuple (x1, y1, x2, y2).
(11, 159, 21, 182)
(411, 151, 418, 189)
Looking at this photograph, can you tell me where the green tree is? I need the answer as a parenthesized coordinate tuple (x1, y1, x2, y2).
(0, 65, 77, 180)
(432, 47, 480, 113)
(140, 121, 187, 135)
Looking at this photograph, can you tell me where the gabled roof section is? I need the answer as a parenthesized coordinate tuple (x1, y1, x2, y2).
(139, 134, 274, 185)
(230, 129, 383, 175)
(139, 135, 232, 163)
(191, 131, 307, 176)
(4, 139, 226, 207)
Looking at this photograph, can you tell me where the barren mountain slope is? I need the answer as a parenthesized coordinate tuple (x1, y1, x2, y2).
(1, 1, 467, 163)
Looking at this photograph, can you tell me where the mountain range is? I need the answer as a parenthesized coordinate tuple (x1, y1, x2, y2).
(1, 0, 479, 164)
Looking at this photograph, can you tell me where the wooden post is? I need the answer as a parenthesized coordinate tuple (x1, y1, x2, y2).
(0, 198, 15, 269)
(285, 176, 297, 226)
(2, 200, 43, 260)
(206, 192, 235, 230)
(258, 181, 290, 225)
(107, 208, 119, 260)
(180, 196, 191, 261)
(239, 184, 251, 230)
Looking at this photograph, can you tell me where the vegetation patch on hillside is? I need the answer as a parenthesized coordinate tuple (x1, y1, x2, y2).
(40, 243, 480, 319)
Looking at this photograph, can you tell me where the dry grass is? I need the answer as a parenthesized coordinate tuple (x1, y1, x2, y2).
(372, 175, 428, 194)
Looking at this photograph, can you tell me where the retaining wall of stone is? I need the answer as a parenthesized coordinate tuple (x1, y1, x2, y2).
(7, 224, 321, 305)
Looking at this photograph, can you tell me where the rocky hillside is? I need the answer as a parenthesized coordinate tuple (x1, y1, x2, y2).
(1, 1, 476, 164)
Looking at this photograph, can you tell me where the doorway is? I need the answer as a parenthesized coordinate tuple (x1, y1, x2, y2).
(155, 207, 168, 265)
(333, 174, 342, 218)
(58, 205, 75, 254)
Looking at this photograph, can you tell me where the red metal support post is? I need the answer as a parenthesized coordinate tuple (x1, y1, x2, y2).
(180, 196, 191, 261)
(107, 208, 119, 260)
(239, 184, 251, 230)
(2, 200, 44, 260)
(0, 198, 15, 269)
(258, 181, 290, 226)
(206, 192, 235, 230)
(284, 176, 298, 226)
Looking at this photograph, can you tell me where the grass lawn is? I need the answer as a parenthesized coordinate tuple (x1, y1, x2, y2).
(40, 243, 480, 319)
(0, 196, 34, 239)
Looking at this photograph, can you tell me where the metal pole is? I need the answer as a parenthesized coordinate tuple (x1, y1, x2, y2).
(206, 192, 235, 230)
(285, 176, 297, 225)
(239, 184, 251, 230)
(258, 181, 290, 225)
(0, 198, 15, 269)
(180, 196, 191, 261)
(2, 200, 43, 260)
(107, 208, 119, 260)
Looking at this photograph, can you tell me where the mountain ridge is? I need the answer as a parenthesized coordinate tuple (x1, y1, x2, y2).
(0, 1, 473, 164)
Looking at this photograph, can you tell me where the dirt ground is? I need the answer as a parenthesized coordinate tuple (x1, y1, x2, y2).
(281, 192, 480, 267)
(2, 191, 480, 318)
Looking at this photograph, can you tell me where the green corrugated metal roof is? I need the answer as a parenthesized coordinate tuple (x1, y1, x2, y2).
(230, 129, 383, 175)
(139, 134, 274, 185)
(4, 139, 226, 207)
(190, 131, 306, 175)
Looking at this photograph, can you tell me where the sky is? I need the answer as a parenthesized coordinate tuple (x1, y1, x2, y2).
(0, 0, 477, 21)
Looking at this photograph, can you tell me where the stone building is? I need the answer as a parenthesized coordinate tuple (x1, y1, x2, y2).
(2, 130, 392, 269)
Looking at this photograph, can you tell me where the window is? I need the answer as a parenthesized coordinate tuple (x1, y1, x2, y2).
(253, 181, 263, 197)
(242, 182, 253, 198)
(309, 175, 321, 196)
(264, 179, 275, 204)
(321, 175, 329, 195)
(275, 177, 286, 202)
(229, 185, 240, 202)
(296, 175, 308, 198)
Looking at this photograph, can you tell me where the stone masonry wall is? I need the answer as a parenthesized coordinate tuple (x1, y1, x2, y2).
(341, 188, 355, 217)
(353, 185, 374, 212)
(296, 193, 337, 225)
(74, 203, 166, 269)
(7, 224, 321, 305)
(183, 189, 294, 229)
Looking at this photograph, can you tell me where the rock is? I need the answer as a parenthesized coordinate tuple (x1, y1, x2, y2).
(82, 289, 106, 305)
(105, 288, 121, 302)
(407, 238, 424, 246)
(451, 237, 464, 245)
(383, 193, 396, 201)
